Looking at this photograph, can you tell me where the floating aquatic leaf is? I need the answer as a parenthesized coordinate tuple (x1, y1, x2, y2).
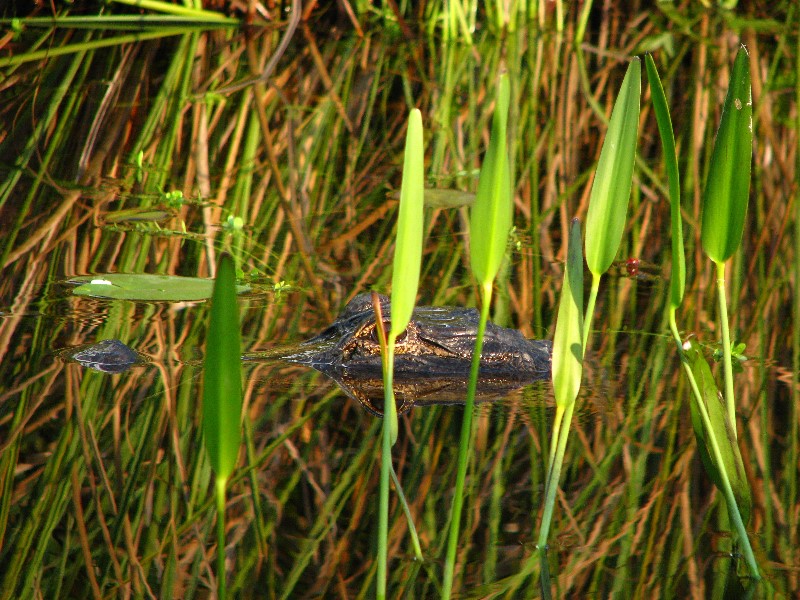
(69, 274, 250, 301)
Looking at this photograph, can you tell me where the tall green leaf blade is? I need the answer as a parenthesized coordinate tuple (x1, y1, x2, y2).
(470, 73, 512, 286)
(701, 45, 753, 263)
(645, 54, 685, 309)
(203, 253, 243, 480)
(552, 218, 585, 408)
(390, 108, 425, 337)
(683, 343, 752, 525)
(584, 59, 641, 277)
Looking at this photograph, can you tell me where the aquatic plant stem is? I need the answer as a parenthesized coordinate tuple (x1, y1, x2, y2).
(667, 320, 759, 579)
(442, 282, 493, 599)
(377, 339, 395, 600)
(390, 465, 423, 561)
(715, 261, 737, 436)
(215, 476, 228, 600)
(377, 406, 391, 600)
(537, 402, 575, 550)
(582, 275, 601, 351)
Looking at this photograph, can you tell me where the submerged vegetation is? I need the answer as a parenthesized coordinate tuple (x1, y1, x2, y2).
(0, 1, 798, 597)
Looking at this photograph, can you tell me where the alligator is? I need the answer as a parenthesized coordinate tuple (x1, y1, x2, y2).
(286, 293, 552, 415)
(59, 294, 552, 414)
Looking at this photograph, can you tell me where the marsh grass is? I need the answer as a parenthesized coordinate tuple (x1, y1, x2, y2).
(0, 4, 798, 598)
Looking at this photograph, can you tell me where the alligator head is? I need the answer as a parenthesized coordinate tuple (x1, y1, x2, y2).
(285, 293, 552, 414)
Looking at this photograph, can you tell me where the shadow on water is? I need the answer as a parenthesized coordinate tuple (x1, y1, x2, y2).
(0, 4, 798, 598)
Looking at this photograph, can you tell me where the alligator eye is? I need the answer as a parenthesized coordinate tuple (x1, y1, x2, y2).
(369, 326, 405, 344)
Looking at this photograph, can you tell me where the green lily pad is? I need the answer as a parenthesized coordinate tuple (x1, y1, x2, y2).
(69, 274, 250, 301)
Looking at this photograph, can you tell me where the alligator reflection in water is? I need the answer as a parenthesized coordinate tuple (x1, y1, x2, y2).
(283, 294, 552, 416)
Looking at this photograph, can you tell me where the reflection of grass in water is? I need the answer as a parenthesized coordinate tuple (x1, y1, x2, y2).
(0, 8, 797, 599)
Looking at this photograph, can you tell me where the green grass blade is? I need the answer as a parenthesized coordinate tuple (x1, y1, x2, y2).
(470, 72, 512, 287)
(108, 0, 239, 22)
(645, 54, 684, 309)
(584, 58, 641, 277)
(390, 464, 423, 561)
(442, 290, 492, 600)
(701, 45, 753, 264)
(203, 253, 243, 480)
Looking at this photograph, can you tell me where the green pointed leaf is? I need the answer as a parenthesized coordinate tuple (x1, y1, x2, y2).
(701, 45, 752, 263)
(203, 254, 243, 480)
(585, 59, 641, 277)
(552, 218, 585, 409)
(683, 342, 752, 525)
(384, 109, 426, 446)
(470, 73, 512, 286)
(390, 108, 425, 337)
(645, 54, 685, 309)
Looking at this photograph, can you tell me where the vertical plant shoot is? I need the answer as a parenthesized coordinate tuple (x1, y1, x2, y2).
(701, 46, 752, 265)
(443, 71, 511, 600)
(202, 253, 243, 600)
(700, 45, 753, 432)
(538, 218, 585, 559)
(644, 53, 684, 311)
(377, 108, 424, 600)
(582, 59, 641, 349)
(470, 73, 512, 292)
(646, 49, 759, 582)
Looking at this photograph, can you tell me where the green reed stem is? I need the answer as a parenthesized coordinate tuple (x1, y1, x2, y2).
(389, 464, 423, 561)
(668, 316, 759, 580)
(442, 281, 492, 598)
(377, 336, 394, 600)
(0, 29, 188, 68)
(582, 275, 600, 351)
(215, 477, 228, 599)
(537, 401, 574, 550)
(714, 261, 737, 435)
